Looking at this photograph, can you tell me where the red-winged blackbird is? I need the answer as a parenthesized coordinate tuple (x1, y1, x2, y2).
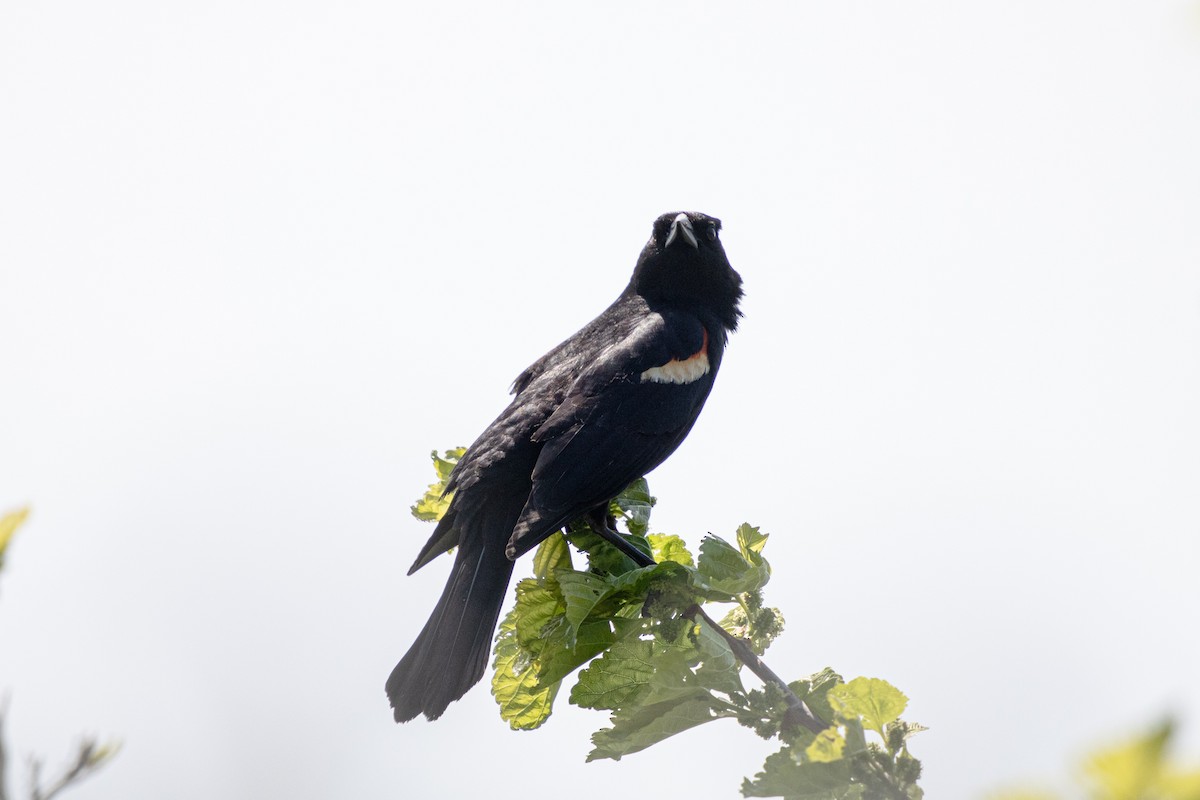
(387, 211, 743, 722)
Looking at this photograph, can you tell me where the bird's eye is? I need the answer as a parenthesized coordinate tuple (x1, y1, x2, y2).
(706, 226, 719, 242)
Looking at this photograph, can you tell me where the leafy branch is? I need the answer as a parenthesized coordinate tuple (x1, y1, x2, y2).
(411, 450, 926, 798)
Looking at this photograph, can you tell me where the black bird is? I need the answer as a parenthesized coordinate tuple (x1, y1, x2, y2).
(387, 211, 743, 722)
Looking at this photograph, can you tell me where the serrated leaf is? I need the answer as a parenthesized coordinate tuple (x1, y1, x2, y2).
(601, 560, 699, 627)
(742, 745, 860, 798)
(555, 569, 613, 645)
(829, 677, 908, 738)
(697, 534, 771, 596)
(432, 448, 464, 480)
(805, 727, 846, 763)
(587, 695, 729, 761)
(410, 448, 465, 522)
(537, 618, 623, 685)
(789, 668, 844, 726)
(569, 521, 650, 576)
(608, 559, 692, 599)
(511, 579, 564, 649)
(692, 620, 745, 696)
(410, 494, 451, 522)
(642, 682, 722, 719)
(698, 535, 747, 579)
(736, 523, 769, 564)
(491, 607, 559, 730)
(532, 533, 572, 581)
(692, 619, 736, 672)
(648, 533, 694, 567)
(638, 631, 714, 706)
(570, 639, 658, 710)
(612, 478, 655, 536)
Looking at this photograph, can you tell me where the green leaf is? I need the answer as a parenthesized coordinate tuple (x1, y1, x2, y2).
(736, 523, 769, 564)
(491, 607, 559, 730)
(587, 694, 730, 761)
(608, 559, 691, 599)
(532, 533, 572, 580)
(410, 448, 465, 522)
(742, 745, 861, 799)
(554, 569, 614, 645)
(697, 534, 771, 596)
(698, 534, 747, 579)
(995, 717, 1200, 800)
(1159, 768, 1200, 800)
(612, 477, 655, 536)
(536, 618, 625, 685)
(434, 449, 461, 481)
(0, 506, 31, 571)
(790, 668, 844, 726)
(570, 638, 658, 710)
(567, 520, 649, 577)
(692, 620, 745, 696)
(648, 533, 694, 567)
(511, 579, 564, 649)
(805, 726, 846, 764)
(842, 719, 868, 757)
(1083, 718, 1172, 800)
(638, 630, 716, 706)
(828, 677, 908, 738)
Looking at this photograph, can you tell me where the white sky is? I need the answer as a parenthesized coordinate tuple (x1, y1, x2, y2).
(2, 2, 1198, 798)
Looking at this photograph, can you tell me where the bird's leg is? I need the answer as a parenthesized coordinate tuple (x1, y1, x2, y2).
(581, 506, 826, 734)
(584, 507, 655, 567)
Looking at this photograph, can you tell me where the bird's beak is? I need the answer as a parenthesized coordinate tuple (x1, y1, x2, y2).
(665, 213, 698, 250)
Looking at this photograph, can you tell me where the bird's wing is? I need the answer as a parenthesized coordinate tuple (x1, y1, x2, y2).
(506, 309, 719, 557)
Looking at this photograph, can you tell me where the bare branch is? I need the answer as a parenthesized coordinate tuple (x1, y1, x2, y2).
(688, 604, 825, 734)
(30, 737, 113, 800)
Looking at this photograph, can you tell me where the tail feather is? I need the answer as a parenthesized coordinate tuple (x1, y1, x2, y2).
(386, 524, 515, 722)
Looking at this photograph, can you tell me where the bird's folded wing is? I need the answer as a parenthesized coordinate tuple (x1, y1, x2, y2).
(530, 310, 711, 442)
(505, 311, 716, 557)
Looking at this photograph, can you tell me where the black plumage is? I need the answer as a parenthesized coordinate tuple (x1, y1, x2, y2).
(387, 211, 743, 722)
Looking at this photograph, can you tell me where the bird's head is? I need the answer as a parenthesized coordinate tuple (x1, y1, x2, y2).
(630, 211, 744, 332)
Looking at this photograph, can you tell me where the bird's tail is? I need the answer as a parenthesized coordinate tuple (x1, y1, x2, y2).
(386, 521, 515, 722)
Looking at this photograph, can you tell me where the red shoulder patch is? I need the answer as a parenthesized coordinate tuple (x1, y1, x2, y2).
(640, 327, 710, 385)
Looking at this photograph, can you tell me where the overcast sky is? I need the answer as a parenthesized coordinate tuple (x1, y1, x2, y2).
(2, 2, 1198, 798)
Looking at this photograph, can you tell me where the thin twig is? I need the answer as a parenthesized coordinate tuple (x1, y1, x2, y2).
(30, 739, 104, 800)
(27, 758, 40, 800)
